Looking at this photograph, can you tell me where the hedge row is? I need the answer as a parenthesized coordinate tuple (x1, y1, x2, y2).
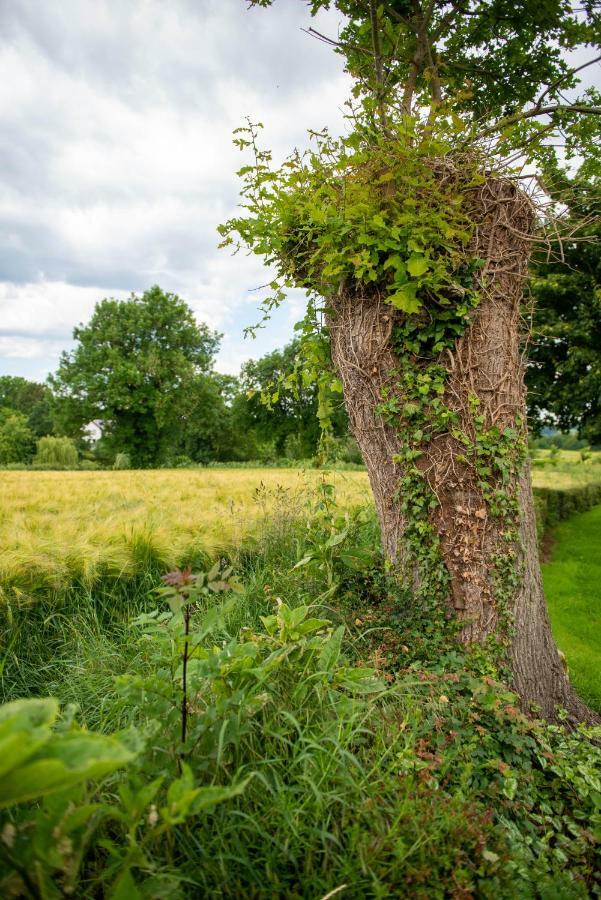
(533, 483, 601, 543)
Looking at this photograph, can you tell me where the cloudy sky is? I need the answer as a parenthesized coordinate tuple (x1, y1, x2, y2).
(0, 0, 351, 381)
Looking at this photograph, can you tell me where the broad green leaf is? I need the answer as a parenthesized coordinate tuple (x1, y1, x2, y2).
(0, 731, 136, 809)
(109, 868, 142, 900)
(285, 605, 309, 629)
(407, 255, 430, 277)
(292, 555, 315, 570)
(319, 625, 345, 672)
(259, 614, 278, 635)
(0, 698, 58, 779)
(325, 527, 349, 548)
(388, 286, 422, 314)
(296, 617, 331, 636)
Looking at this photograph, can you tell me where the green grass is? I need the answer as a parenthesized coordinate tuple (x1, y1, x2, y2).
(543, 504, 601, 711)
(1, 488, 601, 897)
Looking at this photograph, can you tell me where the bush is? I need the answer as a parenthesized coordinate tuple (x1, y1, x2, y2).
(113, 452, 131, 470)
(79, 459, 100, 470)
(171, 454, 194, 468)
(32, 435, 78, 469)
(533, 483, 601, 542)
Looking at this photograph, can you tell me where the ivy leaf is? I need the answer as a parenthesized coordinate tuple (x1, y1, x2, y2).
(388, 286, 422, 314)
(407, 255, 430, 278)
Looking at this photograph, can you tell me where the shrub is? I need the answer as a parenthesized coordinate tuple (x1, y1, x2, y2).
(113, 452, 131, 470)
(79, 458, 100, 470)
(32, 435, 78, 469)
(171, 454, 194, 468)
(534, 483, 601, 541)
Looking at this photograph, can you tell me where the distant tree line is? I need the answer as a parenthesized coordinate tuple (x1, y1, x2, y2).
(0, 287, 356, 469)
(0, 238, 598, 469)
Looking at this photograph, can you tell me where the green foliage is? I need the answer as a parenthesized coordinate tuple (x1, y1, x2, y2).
(0, 409, 35, 465)
(33, 435, 79, 469)
(220, 118, 483, 318)
(531, 431, 589, 451)
(250, 0, 600, 167)
(527, 179, 601, 447)
(0, 696, 247, 897)
(0, 376, 54, 438)
(292, 477, 378, 600)
(50, 286, 222, 467)
(176, 372, 240, 464)
(1, 521, 600, 896)
(236, 1, 601, 316)
(0, 698, 135, 810)
(232, 339, 348, 460)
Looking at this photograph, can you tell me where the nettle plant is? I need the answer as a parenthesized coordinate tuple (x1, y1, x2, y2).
(220, 0, 601, 724)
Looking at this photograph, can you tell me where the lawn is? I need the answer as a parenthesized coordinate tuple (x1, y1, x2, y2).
(542, 504, 601, 711)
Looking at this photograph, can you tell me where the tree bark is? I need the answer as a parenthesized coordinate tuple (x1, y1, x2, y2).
(327, 177, 599, 725)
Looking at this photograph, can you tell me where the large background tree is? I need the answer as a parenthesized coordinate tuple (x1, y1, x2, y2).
(527, 180, 601, 447)
(51, 286, 221, 467)
(222, 0, 601, 721)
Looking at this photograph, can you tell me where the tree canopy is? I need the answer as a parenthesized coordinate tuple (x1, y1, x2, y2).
(251, 0, 600, 164)
(527, 179, 601, 446)
(50, 286, 221, 467)
(0, 376, 54, 439)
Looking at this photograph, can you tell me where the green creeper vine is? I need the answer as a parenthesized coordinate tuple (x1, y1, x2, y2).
(378, 287, 528, 668)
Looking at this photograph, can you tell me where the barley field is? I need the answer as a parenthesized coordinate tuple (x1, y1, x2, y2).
(1, 459, 599, 604)
(0, 468, 371, 601)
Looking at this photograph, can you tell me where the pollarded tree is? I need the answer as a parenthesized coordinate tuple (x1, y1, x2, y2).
(221, 1, 601, 721)
(51, 286, 221, 467)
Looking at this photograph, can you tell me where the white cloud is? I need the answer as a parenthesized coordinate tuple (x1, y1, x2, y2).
(0, 0, 351, 381)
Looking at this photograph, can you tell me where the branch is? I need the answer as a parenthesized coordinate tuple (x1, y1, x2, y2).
(369, 0, 389, 129)
(535, 55, 601, 108)
(302, 26, 372, 56)
(478, 103, 601, 138)
(432, 0, 470, 41)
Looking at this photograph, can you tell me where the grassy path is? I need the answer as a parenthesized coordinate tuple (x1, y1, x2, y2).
(542, 504, 601, 712)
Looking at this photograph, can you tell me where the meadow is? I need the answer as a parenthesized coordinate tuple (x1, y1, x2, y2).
(1, 454, 599, 603)
(0, 468, 371, 603)
(1, 460, 600, 897)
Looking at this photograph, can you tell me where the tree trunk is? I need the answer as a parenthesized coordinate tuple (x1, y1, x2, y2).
(327, 178, 599, 725)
